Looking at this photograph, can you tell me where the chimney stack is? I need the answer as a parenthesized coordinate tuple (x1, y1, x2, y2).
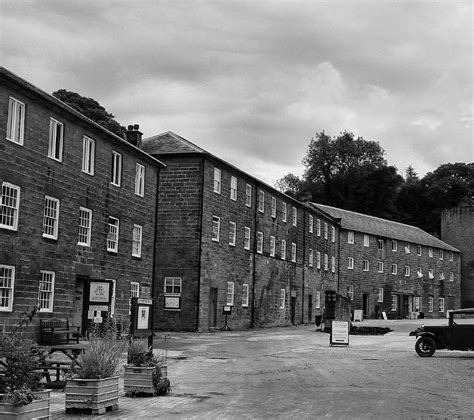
(125, 124, 143, 149)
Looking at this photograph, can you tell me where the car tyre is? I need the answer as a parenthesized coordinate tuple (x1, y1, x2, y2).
(415, 336, 436, 357)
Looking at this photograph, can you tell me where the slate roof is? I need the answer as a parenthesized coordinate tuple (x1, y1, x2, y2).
(310, 203, 460, 253)
(142, 131, 206, 155)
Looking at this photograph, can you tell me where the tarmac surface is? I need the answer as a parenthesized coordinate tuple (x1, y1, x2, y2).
(49, 318, 474, 419)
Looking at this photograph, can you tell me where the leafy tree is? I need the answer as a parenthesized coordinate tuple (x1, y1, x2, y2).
(52, 89, 125, 137)
(274, 173, 304, 198)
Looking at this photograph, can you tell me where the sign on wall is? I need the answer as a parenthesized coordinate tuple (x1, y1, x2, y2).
(330, 320, 350, 346)
(164, 296, 181, 309)
(89, 281, 111, 303)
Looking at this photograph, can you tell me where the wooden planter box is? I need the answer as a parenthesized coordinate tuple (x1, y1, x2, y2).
(124, 366, 157, 395)
(0, 390, 50, 420)
(65, 376, 119, 415)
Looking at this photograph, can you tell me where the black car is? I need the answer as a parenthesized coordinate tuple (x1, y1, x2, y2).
(415, 308, 474, 357)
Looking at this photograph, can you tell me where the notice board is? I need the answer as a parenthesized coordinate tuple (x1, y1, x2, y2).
(330, 320, 350, 346)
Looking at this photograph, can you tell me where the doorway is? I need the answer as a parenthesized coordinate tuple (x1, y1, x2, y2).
(290, 297, 296, 325)
(209, 288, 218, 328)
(362, 294, 369, 318)
(72, 278, 85, 335)
(308, 294, 313, 322)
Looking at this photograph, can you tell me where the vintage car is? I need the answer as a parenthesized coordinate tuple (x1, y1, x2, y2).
(414, 308, 474, 357)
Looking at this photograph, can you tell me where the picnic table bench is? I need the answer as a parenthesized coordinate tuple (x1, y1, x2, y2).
(39, 318, 80, 345)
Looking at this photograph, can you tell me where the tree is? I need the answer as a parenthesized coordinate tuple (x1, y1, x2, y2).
(52, 89, 125, 137)
(274, 173, 304, 198)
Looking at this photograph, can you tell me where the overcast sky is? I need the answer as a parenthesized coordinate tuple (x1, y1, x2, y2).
(1, 0, 472, 185)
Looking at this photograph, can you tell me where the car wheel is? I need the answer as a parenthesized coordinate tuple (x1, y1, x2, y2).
(415, 336, 436, 357)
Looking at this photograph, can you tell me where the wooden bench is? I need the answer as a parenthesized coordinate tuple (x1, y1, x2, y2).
(39, 318, 80, 345)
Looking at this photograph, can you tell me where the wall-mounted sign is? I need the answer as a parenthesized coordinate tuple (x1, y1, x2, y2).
(164, 296, 180, 309)
(89, 281, 111, 303)
(330, 320, 349, 346)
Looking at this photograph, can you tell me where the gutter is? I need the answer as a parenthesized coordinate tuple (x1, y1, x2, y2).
(196, 156, 206, 332)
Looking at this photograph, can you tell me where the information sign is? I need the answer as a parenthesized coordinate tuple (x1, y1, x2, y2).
(89, 281, 111, 303)
(330, 320, 349, 346)
(354, 310, 363, 322)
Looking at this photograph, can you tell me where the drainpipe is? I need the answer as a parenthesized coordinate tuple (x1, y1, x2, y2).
(250, 182, 258, 328)
(301, 206, 306, 324)
(196, 157, 205, 332)
(150, 166, 161, 347)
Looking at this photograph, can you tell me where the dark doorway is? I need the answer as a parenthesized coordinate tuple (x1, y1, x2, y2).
(209, 288, 218, 328)
(363, 294, 369, 318)
(73, 277, 85, 335)
(308, 294, 313, 322)
(290, 297, 296, 325)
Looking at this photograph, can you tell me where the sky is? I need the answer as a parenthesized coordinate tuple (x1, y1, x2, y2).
(1, 0, 472, 185)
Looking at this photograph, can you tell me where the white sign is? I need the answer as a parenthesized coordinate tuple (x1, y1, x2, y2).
(89, 282, 110, 303)
(138, 298, 153, 305)
(331, 320, 349, 346)
(382, 311, 388, 320)
(137, 305, 150, 330)
(164, 296, 180, 309)
(354, 310, 363, 322)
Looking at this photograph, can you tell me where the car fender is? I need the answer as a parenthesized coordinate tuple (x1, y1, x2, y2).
(416, 331, 436, 340)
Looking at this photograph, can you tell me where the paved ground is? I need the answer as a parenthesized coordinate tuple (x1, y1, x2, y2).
(49, 318, 474, 419)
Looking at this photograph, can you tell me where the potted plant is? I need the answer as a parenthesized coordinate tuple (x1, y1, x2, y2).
(0, 308, 51, 420)
(64, 319, 126, 415)
(124, 339, 171, 397)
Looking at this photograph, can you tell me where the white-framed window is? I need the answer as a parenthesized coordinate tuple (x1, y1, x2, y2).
(347, 285, 354, 301)
(391, 295, 397, 311)
(348, 257, 354, 270)
(212, 216, 220, 242)
(378, 288, 384, 303)
(165, 277, 182, 295)
(439, 249, 444, 260)
(363, 260, 369, 271)
(417, 245, 422, 256)
(244, 227, 251, 250)
(229, 221, 236, 246)
(428, 269, 434, 279)
(404, 265, 410, 277)
(377, 239, 384, 251)
(82, 136, 95, 175)
(439, 297, 445, 312)
(242, 284, 249, 307)
(392, 240, 398, 252)
(245, 184, 252, 207)
(449, 252, 454, 262)
(291, 242, 297, 262)
(417, 267, 423, 278)
(316, 219, 321, 236)
(6, 97, 25, 145)
(363, 234, 370, 247)
(324, 254, 328, 271)
(111, 151, 122, 187)
(439, 271, 445, 280)
(230, 176, 237, 201)
(315, 291, 321, 309)
(257, 231, 263, 254)
(43, 196, 60, 239)
(428, 247, 433, 258)
(107, 216, 119, 253)
(377, 261, 384, 273)
(309, 249, 314, 267)
(282, 202, 287, 222)
(227, 281, 234, 306)
(391, 263, 398, 275)
(271, 197, 277, 218)
(270, 236, 276, 257)
(258, 190, 265, 213)
(132, 224, 143, 257)
(281, 240, 286, 260)
(324, 222, 328, 240)
(316, 251, 321, 269)
(347, 231, 354, 244)
(279, 289, 286, 309)
(129, 282, 140, 314)
(414, 296, 421, 312)
(0, 182, 20, 231)
(48, 118, 64, 162)
(309, 215, 313, 233)
(428, 296, 434, 312)
(38, 271, 55, 312)
(331, 256, 335, 273)
(449, 272, 454, 282)
(405, 243, 410, 254)
(292, 206, 297, 226)
(331, 226, 336, 243)
(213, 168, 221, 194)
(78, 207, 92, 246)
(0, 265, 15, 312)
(135, 163, 145, 196)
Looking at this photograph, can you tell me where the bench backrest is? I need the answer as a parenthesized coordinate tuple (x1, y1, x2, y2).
(40, 318, 69, 329)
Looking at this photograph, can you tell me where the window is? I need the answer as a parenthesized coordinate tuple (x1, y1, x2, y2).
(230, 176, 237, 201)
(347, 285, 354, 301)
(439, 249, 444, 260)
(449, 252, 454, 262)
(331, 226, 336, 243)
(0, 265, 15, 311)
(281, 240, 286, 260)
(48, 118, 64, 161)
(439, 271, 445, 280)
(43, 196, 59, 239)
(292, 207, 297, 226)
(82, 136, 95, 175)
(392, 240, 398, 252)
(331, 256, 335, 273)
(78, 207, 92, 246)
(377, 239, 383, 251)
(428, 269, 434, 279)
(377, 261, 384, 273)
(364, 234, 370, 247)
(212, 216, 220, 242)
(135, 164, 145, 196)
(6, 97, 25, 145)
(282, 203, 287, 222)
(38, 271, 54, 312)
(348, 257, 354, 270)
(132, 224, 143, 257)
(0, 182, 20, 231)
(414, 296, 421, 312)
(291, 243, 297, 262)
(256, 190, 265, 213)
(378, 288, 384, 303)
(324, 254, 328, 271)
(405, 243, 410, 253)
(257, 231, 263, 254)
(428, 248, 433, 258)
(227, 282, 234, 306)
(270, 236, 276, 257)
(417, 267, 423, 278)
(271, 197, 277, 218)
(165, 277, 182, 294)
(245, 184, 252, 207)
(391, 263, 398, 275)
(309, 249, 314, 267)
(316, 251, 321, 269)
(213, 168, 221, 194)
(363, 260, 369, 271)
(244, 227, 251, 250)
(129, 282, 140, 314)
(229, 222, 236, 246)
(449, 272, 454, 282)
(309, 215, 313, 233)
(324, 222, 328, 239)
(316, 219, 321, 236)
(347, 231, 354, 244)
(315, 291, 321, 309)
(279, 289, 286, 309)
(242, 284, 249, 307)
(428, 296, 434, 312)
(111, 151, 122, 186)
(417, 245, 422, 256)
(391, 295, 397, 311)
(107, 217, 119, 253)
(404, 265, 410, 277)
(439, 297, 445, 312)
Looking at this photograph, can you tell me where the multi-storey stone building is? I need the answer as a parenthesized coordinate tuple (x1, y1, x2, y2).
(0, 67, 164, 334)
(310, 203, 462, 319)
(142, 132, 340, 331)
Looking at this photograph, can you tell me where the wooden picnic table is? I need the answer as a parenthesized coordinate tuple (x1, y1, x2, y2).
(47, 342, 89, 360)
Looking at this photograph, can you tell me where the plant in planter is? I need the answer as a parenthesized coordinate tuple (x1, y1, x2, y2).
(0, 307, 51, 420)
(64, 319, 126, 415)
(124, 340, 171, 397)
